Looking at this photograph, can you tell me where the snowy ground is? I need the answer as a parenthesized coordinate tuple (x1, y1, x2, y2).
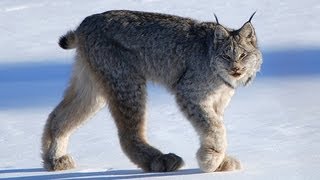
(1, 76, 320, 180)
(1, 0, 320, 179)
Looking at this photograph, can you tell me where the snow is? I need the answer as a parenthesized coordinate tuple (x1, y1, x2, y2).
(1, 0, 320, 63)
(1, 0, 320, 179)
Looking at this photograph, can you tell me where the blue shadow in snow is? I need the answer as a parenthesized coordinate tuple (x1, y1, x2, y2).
(0, 168, 202, 180)
(0, 49, 319, 109)
(260, 48, 320, 76)
(0, 168, 45, 174)
(0, 62, 71, 109)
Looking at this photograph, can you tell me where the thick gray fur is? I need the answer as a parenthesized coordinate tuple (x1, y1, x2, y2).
(41, 10, 262, 172)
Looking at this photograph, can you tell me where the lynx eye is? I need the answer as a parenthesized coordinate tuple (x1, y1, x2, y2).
(222, 54, 232, 61)
(239, 53, 246, 59)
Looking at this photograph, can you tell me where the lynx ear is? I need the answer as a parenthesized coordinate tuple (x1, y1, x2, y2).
(214, 25, 229, 42)
(238, 12, 257, 38)
(238, 22, 255, 38)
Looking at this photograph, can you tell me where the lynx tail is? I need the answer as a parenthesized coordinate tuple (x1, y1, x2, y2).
(59, 30, 78, 49)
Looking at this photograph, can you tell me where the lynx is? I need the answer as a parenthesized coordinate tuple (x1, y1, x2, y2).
(41, 10, 262, 172)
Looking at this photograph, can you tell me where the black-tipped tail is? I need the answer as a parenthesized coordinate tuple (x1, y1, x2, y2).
(58, 31, 78, 49)
(58, 35, 69, 49)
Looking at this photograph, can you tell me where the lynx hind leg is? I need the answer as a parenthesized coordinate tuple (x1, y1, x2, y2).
(41, 55, 106, 171)
(106, 74, 184, 172)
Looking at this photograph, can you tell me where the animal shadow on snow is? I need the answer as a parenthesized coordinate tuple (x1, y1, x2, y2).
(0, 168, 202, 180)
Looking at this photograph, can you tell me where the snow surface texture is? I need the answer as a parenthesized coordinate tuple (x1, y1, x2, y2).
(1, 0, 320, 179)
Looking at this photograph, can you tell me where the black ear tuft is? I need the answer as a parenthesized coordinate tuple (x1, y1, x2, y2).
(214, 13, 219, 24)
(248, 11, 257, 23)
(237, 11, 257, 38)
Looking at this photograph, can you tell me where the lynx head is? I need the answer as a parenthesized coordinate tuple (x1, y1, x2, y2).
(211, 12, 262, 87)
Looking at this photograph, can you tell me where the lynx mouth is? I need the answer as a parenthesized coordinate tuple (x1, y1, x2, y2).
(230, 72, 242, 77)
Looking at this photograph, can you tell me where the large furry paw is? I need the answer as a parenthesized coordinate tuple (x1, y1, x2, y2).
(43, 154, 76, 171)
(149, 153, 184, 172)
(216, 155, 241, 171)
(196, 147, 225, 172)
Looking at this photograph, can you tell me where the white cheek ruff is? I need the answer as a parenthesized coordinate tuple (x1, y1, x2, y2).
(244, 76, 253, 86)
(217, 74, 236, 89)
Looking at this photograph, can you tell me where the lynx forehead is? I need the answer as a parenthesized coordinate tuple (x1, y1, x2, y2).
(41, 10, 262, 173)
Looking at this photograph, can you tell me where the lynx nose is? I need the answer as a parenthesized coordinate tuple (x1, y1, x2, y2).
(231, 67, 240, 72)
(230, 66, 242, 77)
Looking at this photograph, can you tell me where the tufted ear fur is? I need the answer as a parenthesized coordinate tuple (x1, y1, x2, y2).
(214, 25, 229, 44)
(238, 22, 255, 38)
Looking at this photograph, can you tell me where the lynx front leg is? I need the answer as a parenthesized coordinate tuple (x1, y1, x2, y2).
(107, 75, 184, 172)
(175, 85, 240, 172)
(216, 155, 241, 171)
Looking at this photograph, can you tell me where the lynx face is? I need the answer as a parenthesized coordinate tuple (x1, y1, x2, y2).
(212, 22, 262, 86)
